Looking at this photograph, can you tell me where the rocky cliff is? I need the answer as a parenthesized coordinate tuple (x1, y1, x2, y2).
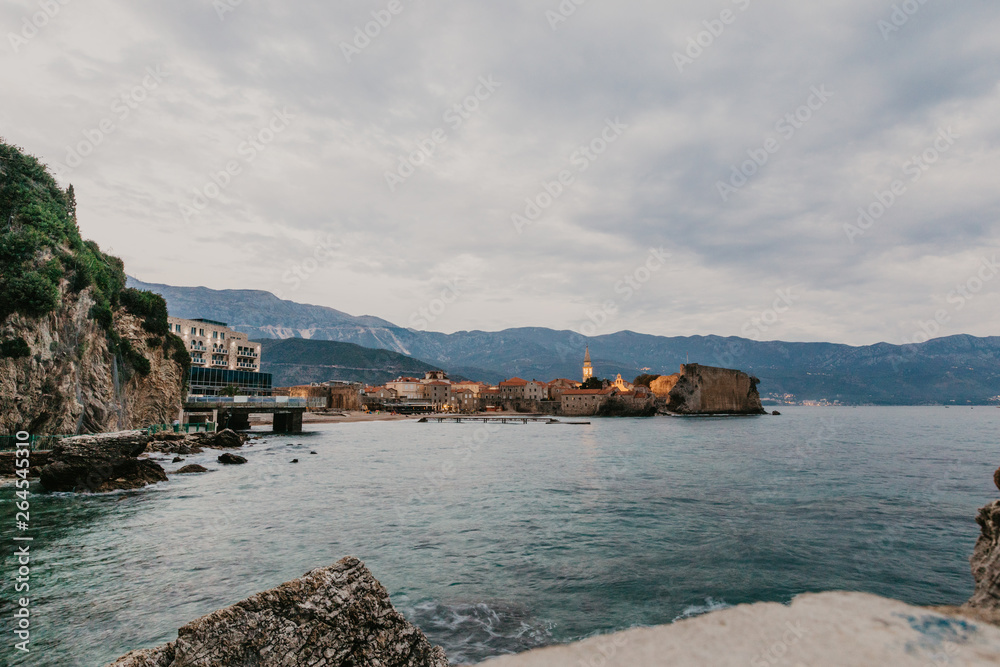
(0, 141, 187, 434)
(108, 556, 448, 667)
(655, 364, 766, 415)
(0, 291, 184, 434)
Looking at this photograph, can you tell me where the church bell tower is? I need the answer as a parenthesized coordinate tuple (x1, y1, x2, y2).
(583, 346, 593, 382)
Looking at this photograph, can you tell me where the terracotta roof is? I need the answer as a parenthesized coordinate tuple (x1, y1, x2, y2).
(500, 378, 528, 387)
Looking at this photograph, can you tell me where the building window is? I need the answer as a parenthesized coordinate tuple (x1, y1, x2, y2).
(199, 329, 205, 336)
(191, 327, 197, 335)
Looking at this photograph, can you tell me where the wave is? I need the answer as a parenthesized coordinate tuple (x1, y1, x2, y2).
(672, 597, 731, 622)
(403, 600, 554, 665)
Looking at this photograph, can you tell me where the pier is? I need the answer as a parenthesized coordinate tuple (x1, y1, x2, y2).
(418, 416, 590, 425)
(181, 396, 328, 433)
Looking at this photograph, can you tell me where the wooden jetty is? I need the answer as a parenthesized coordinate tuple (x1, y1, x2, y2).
(418, 416, 590, 425)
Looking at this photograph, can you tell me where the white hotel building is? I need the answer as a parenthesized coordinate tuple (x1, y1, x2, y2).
(167, 317, 261, 372)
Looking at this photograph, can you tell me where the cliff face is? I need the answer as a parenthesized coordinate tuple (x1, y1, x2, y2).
(1, 141, 185, 435)
(0, 288, 183, 434)
(662, 364, 766, 415)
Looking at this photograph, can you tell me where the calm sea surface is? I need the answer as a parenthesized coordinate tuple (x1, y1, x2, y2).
(2, 407, 999, 666)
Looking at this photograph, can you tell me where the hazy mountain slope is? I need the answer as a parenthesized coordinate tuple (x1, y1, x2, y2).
(132, 278, 1000, 404)
(259, 339, 441, 387)
(127, 277, 403, 346)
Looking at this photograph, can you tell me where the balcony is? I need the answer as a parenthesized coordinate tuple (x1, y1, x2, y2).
(236, 350, 258, 358)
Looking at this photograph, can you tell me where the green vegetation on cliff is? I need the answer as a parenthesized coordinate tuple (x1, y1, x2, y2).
(0, 140, 187, 381)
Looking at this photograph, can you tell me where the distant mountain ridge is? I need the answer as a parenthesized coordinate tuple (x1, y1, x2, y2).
(258, 339, 441, 387)
(128, 276, 1000, 405)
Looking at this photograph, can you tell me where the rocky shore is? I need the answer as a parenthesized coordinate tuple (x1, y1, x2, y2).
(35, 428, 249, 493)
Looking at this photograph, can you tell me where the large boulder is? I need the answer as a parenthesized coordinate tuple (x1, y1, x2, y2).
(967, 500, 1000, 611)
(217, 453, 247, 465)
(107, 556, 448, 667)
(40, 431, 166, 493)
(212, 428, 244, 449)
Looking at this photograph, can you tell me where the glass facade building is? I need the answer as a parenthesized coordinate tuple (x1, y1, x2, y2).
(189, 368, 273, 396)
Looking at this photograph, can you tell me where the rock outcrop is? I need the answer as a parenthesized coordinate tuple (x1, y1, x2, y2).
(0, 451, 50, 477)
(654, 364, 766, 415)
(39, 431, 166, 493)
(173, 465, 208, 474)
(217, 453, 247, 465)
(0, 291, 184, 434)
(108, 557, 448, 667)
(967, 500, 1000, 611)
(146, 429, 245, 455)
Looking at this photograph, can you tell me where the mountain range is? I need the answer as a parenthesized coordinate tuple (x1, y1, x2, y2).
(127, 277, 1000, 405)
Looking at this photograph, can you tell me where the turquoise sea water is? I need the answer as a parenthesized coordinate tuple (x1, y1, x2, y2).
(2, 407, 999, 666)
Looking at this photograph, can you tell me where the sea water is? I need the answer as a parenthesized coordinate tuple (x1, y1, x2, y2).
(2, 407, 998, 666)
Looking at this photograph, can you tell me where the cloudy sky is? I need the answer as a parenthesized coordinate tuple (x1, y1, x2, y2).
(3, 0, 998, 345)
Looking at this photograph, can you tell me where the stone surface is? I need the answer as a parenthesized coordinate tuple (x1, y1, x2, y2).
(994, 466, 1000, 493)
(148, 430, 244, 455)
(185, 429, 246, 449)
(107, 557, 448, 667)
(147, 441, 204, 455)
(217, 453, 247, 465)
(173, 465, 208, 474)
(0, 290, 184, 435)
(212, 429, 244, 449)
(481, 592, 1000, 667)
(40, 431, 167, 493)
(662, 364, 766, 415)
(967, 500, 1000, 611)
(0, 451, 50, 476)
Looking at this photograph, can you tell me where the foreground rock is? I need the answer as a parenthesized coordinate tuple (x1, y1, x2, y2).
(483, 592, 1000, 666)
(40, 431, 166, 493)
(218, 453, 247, 465)
(173, 465, 208, 474)
(966, 500, 1000, 611)
(652, 364, 766, 415)
(108, 557, 448, 667)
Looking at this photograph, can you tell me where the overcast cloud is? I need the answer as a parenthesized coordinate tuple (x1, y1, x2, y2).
(2, 0, 998, 345)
